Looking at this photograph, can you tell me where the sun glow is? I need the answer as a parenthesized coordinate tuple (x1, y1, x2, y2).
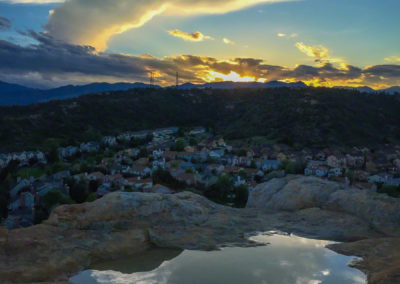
(203, 71, 264, 83)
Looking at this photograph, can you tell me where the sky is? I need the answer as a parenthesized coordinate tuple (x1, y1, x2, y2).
(0, 0, 399, 89)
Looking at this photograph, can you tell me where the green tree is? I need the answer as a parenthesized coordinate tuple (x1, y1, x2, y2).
(41, 189, 73, 210)
(68, 179, 89, 203)
(174, 139, 186, 151)
(213, 174, 234, 201)
(378, 185, 400, 198)
(86, 192, 97, 202)
(235, 185, 249, 208)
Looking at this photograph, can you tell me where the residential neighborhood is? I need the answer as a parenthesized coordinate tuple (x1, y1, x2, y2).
(1, 126, 400, 229)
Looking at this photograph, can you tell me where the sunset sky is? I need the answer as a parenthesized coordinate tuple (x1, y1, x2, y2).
(0, 0, 399, 88)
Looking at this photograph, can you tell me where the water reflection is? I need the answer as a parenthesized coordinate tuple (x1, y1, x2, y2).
(70, 233, 366, 284)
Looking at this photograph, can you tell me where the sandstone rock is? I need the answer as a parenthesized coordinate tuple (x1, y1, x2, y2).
(328, 237, 400, 284)
(247, 176, 346, 211)
(46, 191, 218, 229)
(248, 175, 400, 237)
(0, 192, 232, 283)
(0, 182, 397, 283)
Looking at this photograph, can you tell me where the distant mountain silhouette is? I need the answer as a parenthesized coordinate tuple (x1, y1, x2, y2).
(0, 81, 160, 106)
(0, 79, 398, 106)
(176, 80, 307, 90)
(382, 86, 400, 95)
(334, 85, 400, 94)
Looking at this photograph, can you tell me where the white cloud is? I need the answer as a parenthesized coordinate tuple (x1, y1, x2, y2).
(223, 37, 235, 45)
(44, 0, 292, 51)
(277, 32, 297, 38)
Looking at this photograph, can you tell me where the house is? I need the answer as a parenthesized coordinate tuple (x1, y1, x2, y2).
(104, 174, 124, 186)
(346, 154, 364, 169)
(80, 142, 100, 153)
(176, 152, 194, 162)
(126, 177, 153, 190)
(223, 155, 239, 166)
(209, 149, 225, 159)
(175, 172, 196, 186)
(97, 183, 112, 197)
(242, 168, 262, 179)
(58, 146, 79, 159)
(163, 151, 179, 161)
(9, 179, 31, 200)
(136, 157, 149, 166)
(368, 173, 392, 184)
(386, 177, 400, 186)
(88, 171, 105, 182)
(169, 168, 185, 178)
(8, 192, 35, 212)
(193, 149, 209, 162)
(179, 161, 196, 171)
(51, 170, 70, 181)
(152, 149, 164, 159)
(152, 158, 167, 170)
(152, 127, 179, 137)
(305, 161, 329, 177)
(315, 166, 329, 177)
(222, 165, 241, 175)
(326, 155, 346, 168)
(206, 164, 225, 175)
(102, 136, 117, 147)
(234, 176, 246, 187)
(238, 156, 252, 167)
(260, 160, 281, 171)
(129, 164, 151, 177)
(3, 207, 34, 229)
(189, 127, 206, 136)
(328, 168, 342, 178)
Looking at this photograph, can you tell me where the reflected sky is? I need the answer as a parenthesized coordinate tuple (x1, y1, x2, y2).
(70, 233, 366, 284)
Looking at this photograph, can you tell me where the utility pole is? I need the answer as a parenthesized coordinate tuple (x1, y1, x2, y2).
(176, 71, 179, 88)
(149, 71, 154, 86)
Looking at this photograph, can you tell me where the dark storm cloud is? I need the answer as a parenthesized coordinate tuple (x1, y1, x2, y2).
(0, 31, 399, 88)
(363, 64, 400, 78)
(0, 16, 11, 30)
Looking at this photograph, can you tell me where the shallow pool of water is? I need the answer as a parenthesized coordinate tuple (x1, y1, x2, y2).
(70, 233, 366, 284)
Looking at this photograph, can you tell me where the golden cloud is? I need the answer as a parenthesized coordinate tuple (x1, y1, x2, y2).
(295, 42, 329, 60)
(168, 29, 213, 42)
(223, 38, 235, 45)
(1, 32, 399, 89)
(46, 0, 292, 51)
(384, 56, 400, 63)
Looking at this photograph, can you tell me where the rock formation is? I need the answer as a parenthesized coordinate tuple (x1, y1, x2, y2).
(0, 176, 399, 283)
(247, 175, 400, 236)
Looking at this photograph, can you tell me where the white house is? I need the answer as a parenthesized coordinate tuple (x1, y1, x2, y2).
(58, 146, 79, 159)
(328, 167, 342, 178)
(102, 136, 117, 147)
(80, 141, 100, 153)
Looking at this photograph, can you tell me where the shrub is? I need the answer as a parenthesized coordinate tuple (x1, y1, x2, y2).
(86, 192, 97, 202)
(378, 185, 400, 198)
(41, 189, 73, 210)
(234, 185, 249, 208)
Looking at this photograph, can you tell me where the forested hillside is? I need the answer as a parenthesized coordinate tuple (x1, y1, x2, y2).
(1, 87, 399, 152)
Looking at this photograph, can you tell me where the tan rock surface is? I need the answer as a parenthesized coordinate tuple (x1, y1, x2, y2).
(0, 177, 398, 283)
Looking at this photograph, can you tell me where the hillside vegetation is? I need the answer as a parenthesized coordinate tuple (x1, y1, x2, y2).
(0, 87, 399, 152)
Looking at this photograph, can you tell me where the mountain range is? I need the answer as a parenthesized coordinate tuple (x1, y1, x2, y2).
(0, 80, 399, 106)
